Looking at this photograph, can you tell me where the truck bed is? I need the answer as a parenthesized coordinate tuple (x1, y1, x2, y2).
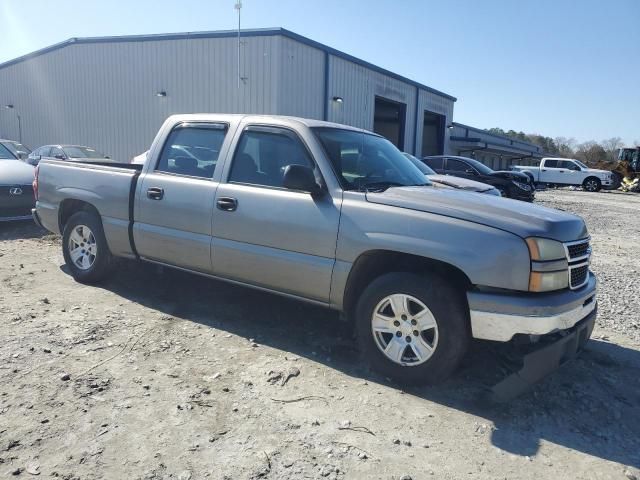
(35, 159, 142, 257)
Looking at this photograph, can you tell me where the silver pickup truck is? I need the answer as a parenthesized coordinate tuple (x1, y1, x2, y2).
(33, 114, 597, 386)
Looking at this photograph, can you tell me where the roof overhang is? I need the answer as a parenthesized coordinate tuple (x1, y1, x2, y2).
(449, 136, 544, 159)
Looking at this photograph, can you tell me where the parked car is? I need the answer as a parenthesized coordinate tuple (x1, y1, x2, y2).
(512, 157, 614, 192)
(403, 153, 501, 196)
(423, 155, 535, 201)
(131, 151, 148, 165)
(1, 141, 35, 221)
(27, 145, 113, 166)
(33, 114, 596, 386)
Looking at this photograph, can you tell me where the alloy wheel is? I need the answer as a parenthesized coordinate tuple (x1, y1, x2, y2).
(371, 293, 439, 366)
(68, 225, 97, 270)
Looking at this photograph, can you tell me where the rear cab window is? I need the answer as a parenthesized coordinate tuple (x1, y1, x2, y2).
(156, 123, 228, 179)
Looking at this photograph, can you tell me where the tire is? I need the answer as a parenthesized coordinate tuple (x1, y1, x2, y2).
(582, 177, 601, 192)
(355, 272, 470, 385)
(62, 210, 114, 284)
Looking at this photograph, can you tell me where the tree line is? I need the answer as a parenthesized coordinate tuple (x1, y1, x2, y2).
(486, 128, 639, 166)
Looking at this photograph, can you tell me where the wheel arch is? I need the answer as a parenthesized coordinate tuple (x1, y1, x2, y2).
(342, 250, 472, 321)
(58, 199, 101, 233)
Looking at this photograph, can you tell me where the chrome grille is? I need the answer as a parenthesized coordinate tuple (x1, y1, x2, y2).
(564, 238, 591, 289)
(567, 241, 590, 260)
(570, 264, 589, 289)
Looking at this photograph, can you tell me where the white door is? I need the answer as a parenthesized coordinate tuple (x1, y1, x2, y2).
(539, 159, 565, 184)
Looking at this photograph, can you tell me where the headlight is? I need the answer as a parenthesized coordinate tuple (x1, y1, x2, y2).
(525, 237, 565, 261)
(525, 237, 569, 292)
(486, 188, 501, 196)
(513, 180, 531, 191)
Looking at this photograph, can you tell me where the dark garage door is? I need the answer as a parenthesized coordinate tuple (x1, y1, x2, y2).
(373, 97, 406, 150)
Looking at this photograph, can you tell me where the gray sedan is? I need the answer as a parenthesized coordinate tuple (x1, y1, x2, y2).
(27, 145, 113, 166)
(403, 153, 501, 196)
(1, 140, 35, 221)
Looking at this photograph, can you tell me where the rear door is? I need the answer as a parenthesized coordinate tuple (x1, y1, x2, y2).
(211, 124, 341, 302)
(539, 159, 563, 183)
(133, 121, 232, 273)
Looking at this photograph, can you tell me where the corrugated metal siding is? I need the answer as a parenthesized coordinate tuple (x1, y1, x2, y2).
(0, 32, 455, 161)
(276, 37, 324, 119)
(0, 35, 281, 161)
(327, 55, 418, 153)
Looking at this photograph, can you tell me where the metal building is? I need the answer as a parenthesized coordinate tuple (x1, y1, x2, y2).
(449, 122, 544, 170)
(0, 28, 456, 162)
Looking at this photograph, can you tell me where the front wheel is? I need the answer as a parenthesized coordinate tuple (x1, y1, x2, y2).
(582, 177, 601, 192)
(355, 272, 470, 385)
(62, 211, 114, 283)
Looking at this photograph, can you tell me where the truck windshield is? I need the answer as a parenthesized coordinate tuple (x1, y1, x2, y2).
(313, 127, 429, 191)
(574, 160, 588, 169)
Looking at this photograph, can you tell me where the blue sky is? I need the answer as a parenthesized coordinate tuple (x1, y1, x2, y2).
(1, 0, 638, 144)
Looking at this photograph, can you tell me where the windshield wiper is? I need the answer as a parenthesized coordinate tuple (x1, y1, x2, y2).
(360, 181, 427, 192)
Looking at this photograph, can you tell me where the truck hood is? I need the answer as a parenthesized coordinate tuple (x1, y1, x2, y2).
(365, 186, 588, 242)
(428, 174, 495, 192)
(0, 159, 35, 185)
(585, 168, 610, 175)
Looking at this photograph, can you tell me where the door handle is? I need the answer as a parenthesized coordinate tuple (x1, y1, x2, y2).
(147, 187, 164, 200)
(216, 197, 238, 212)
(541, 169, 547, 172)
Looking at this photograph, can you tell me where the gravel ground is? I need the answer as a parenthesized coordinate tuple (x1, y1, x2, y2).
(1, 189, 639, 479)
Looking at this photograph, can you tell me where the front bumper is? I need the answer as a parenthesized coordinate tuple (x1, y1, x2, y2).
(468, 272, 597, 342)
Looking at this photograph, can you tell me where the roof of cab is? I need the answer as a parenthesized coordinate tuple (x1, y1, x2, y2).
(169, 114, 376, 134)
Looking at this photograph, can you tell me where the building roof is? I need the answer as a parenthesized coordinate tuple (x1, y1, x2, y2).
(0, 27, 456, 102)
(449, 122, 546, 159)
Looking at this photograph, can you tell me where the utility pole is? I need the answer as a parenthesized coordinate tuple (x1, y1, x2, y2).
(235, 0, 242, 89)
(4, 104, 21, 143)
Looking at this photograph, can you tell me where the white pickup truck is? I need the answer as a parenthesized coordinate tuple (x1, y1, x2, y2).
(513, 157, 614, 192)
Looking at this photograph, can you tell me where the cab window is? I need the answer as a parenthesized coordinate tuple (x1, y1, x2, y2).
(229, 127, 314, 188)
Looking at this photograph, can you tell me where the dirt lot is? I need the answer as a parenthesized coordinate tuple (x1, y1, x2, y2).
(1, 189, 639, 480)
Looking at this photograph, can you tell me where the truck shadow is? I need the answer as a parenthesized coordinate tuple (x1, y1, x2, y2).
(99, 260, 639, 469)
(0, 220, 47, 241)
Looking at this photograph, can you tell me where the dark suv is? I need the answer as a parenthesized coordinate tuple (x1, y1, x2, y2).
(422, 155, 535, 201)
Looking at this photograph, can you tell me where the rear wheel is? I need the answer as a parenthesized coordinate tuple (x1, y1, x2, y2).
(62, 211, 114, 283)
(582, 177, 601, 192)
(355, 272, 470, 385)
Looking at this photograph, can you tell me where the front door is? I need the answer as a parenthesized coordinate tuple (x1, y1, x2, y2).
(133, 122, 230, 273)
(211, 125, 341, 302)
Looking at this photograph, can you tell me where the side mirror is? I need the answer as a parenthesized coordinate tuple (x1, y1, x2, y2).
(54, 154, 66, 160)
(17, 152, 27, 160)
(282, 164, 323, 196)
(105, 155, 111, 159)
(465, 168, 477, 175)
